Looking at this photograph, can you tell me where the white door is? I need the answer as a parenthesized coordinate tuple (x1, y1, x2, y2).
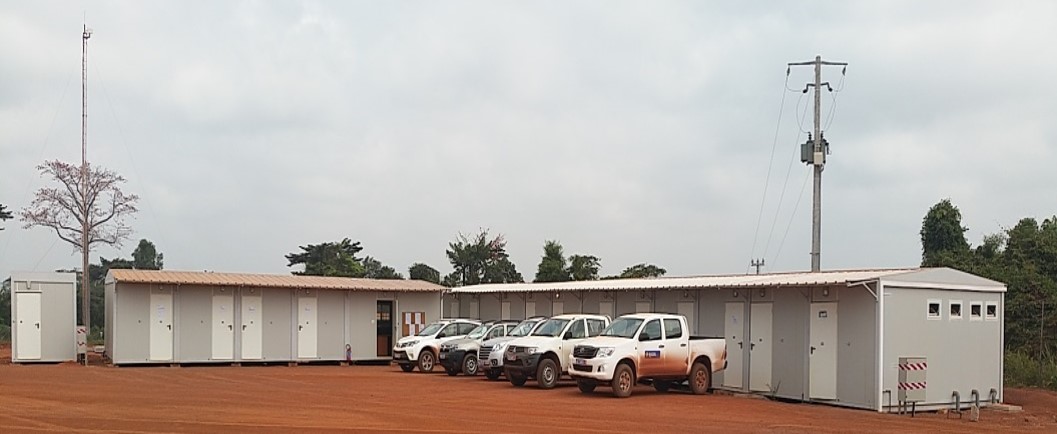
(149, 291, 174, 361)
(635, 301, 651, 313)
(749, 303, 773, 392)
(15, 292, 42, 360)
(526, 301, 536, 317)
(552, 301, 564, 315)
(211, 291, 234, 360)
(599, 301, 614, 319)
(810, 302, 838, 399)
(241, 292, 262, 360)
(469, 301, 479, 319)
(501, 301, 511, 319)
(677, 301, 695, 334)
(298, 295, 318, 359)
(724, 302, 744, 388)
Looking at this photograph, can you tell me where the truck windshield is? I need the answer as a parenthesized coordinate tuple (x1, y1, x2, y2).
(600, 318, 644, 338)
(509, 320, 539, 337)
(416, 323, 444, 336)
(531, 319, 571, 337)
(466, 325, 489, 339)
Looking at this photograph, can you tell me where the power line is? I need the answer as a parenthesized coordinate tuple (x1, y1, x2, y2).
(771, 166, 812, 268)
(761, 104, 810, 261)
(748, 71, 792, 273)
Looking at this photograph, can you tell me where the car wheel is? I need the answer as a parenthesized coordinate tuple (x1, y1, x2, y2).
(653, 380, 671, 392)
(611, 363, 634, 398)
(508, 372, 527, 387)
(399, 364, 414, 372)
(463, 354, 479, 376)
(577, 379, 597, 394)
(417, 350, 435, 372)
(536, 358, 559, 389)
(690, 361, 712, 395)
(484, 368, 501, 381)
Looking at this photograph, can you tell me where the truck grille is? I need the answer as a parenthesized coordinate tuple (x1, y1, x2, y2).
(573, 346, 598, 359)
(572, 364, 593, 372)
(479, 345, 492, 360)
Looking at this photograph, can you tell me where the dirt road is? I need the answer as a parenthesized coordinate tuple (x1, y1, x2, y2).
(0, 352, 1053, 432)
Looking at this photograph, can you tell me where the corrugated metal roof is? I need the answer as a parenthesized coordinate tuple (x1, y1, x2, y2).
(107, 269, 445, 292)
(449, 268, 921, 293)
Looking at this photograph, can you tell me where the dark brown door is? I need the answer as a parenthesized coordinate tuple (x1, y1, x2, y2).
(377, 301, 394, 357)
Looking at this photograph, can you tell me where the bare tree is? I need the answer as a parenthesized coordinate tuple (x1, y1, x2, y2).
(20, 159, 138, 338)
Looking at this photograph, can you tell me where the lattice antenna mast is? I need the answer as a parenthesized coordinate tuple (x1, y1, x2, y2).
(80, 23, 93, 365)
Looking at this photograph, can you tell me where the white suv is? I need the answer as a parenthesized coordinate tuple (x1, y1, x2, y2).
(393, 319, 480, 372)
(502, 314, 610, 389)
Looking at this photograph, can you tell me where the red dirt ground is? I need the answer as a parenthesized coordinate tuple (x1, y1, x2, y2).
(1, 345, 1055, 433)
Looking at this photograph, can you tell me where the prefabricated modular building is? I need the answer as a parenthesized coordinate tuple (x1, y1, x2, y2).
(7, 271, 77, 363)
(105, 269, 444, 365)
(446, 267, 1005, 412)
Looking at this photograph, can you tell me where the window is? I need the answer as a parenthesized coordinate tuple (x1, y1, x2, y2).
(586, 319, 607, 336)
(640, 320, 662, 341)
(970, 302, 983, 321)
(566, 320, 586, 339)
(438, 324, 458, 337)
(986, 302, 998, 320)
(663, 319, 683, 339)
(487, 326, 505, 339)
(458, 323, 477, 334)
(949, 300, 963, 320)
(927, 300, 941, 320)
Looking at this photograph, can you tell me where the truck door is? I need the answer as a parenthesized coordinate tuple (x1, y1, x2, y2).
(637, 319, 664, 378)
(663, 318, 689, 376)
(560, 319, 587, 371)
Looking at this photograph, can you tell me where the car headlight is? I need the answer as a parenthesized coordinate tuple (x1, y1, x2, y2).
(492, 343, 506, 352)
(526, 347, 539, 355)
(402, 340, 419, 348)
(596, 347, 615, 358)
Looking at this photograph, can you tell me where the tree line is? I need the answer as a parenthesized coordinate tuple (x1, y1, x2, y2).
(286, 229, 668, 286)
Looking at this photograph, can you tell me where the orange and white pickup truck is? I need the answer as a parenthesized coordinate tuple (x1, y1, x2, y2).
(568, 313, 726, 397)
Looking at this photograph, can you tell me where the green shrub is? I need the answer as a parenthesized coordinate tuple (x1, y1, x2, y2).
(1005, 351, 1057, 389)
(0, 324, 9, 343)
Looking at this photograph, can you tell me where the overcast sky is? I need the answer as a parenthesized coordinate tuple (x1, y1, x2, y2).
(1, 1, 1055, 281)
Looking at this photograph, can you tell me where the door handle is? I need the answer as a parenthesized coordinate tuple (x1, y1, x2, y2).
(36, 323, 40, 329)
(242, 325, 247, 331)
(299, 325, 304, 331)
(810, 346, 816, 354)
(228, 324, 233, 331)
(750, 343, 755, 350)
(680, 343, 687, 347)
(738, 342, 743, 349)
(167, 324, 172, 331)
(658, 344, 665, 349)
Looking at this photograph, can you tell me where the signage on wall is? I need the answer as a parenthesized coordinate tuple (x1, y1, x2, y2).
(402, 312, 426, 336)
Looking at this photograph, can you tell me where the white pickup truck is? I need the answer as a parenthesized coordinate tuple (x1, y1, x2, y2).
(502, 314, 610, 389)
(568, 313, 726, 397)
(392, 318, 480, 372)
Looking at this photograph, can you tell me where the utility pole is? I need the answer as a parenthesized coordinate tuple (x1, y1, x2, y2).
(750, 259, 765, 275)
(81, 23, 92, 365)
(788, 55, 846, 272)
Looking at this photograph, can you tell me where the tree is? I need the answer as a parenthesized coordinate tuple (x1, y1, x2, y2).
(285, 238, 366, 277)
(445, 230, 523, 287)
(534, 240, 571, 283)
(618, 263, 667, 279)
(20, 160, 138, 343)
(568, 254, 601, 281)
(408, 263, 441, 284)
(363, 256, 404, 280)
(0, 203, 12, 230)
(920, 198, 971, 267)
(132, 239, 164, 270)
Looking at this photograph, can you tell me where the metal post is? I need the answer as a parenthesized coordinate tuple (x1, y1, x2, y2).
(80, 24, 92, 365)
(788, 55, 847, 272)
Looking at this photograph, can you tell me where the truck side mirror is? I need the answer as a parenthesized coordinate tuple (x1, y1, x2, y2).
(436, 332, 446, 338)
(563, 331, 573, 340)
(638, 333, 650, 342)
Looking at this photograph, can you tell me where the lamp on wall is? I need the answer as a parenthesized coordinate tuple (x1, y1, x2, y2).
(822, 288, 830, 297)
(759, 289, 766, 298)
(733, 290, 739, 298)
(555, 293, 561, 299)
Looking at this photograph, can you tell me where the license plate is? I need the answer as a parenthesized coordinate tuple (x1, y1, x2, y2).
(506, 352, 516, 361)
(481, 359, 491, 367)
(574, 358, 587, 366)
